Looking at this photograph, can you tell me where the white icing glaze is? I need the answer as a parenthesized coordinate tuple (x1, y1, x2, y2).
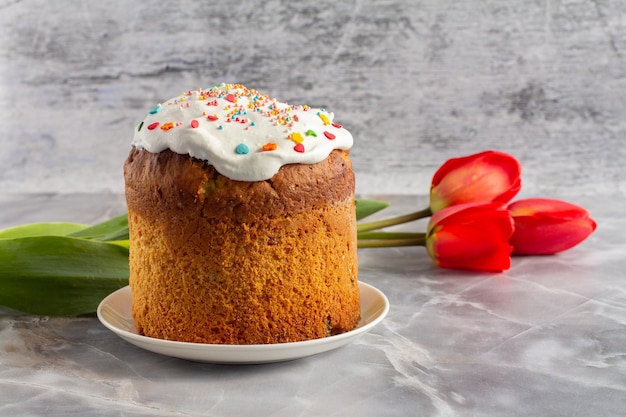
(131, 83, 353, 181)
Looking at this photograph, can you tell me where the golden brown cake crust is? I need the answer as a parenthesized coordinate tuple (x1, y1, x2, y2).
(124, 149, 360, 344)
(125, 148, 355, 222)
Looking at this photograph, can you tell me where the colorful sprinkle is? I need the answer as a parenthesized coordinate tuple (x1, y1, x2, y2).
(235, 143, 249, 154)
(147, 122, 160, 130)
(305, 129, 317, 137)
(190, 119, 199, 128)
(137, 121, 144, 132)
(324, 131, 336, 140)
(290, 132, 304, 144)
(332, 122, 342, 129)
(207, 115, 219, 121)
(262, 142, 277, 151)
(294, 143, 305, 153)
(225, 93, 237, 103)
(318, 113, 331, 125)
(160, 122, 175, 131)
(149, 105, 161, 114)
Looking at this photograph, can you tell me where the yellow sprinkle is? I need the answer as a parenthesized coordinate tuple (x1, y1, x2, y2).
(290, 132, 304, 144)
(318, 113, 330, 125)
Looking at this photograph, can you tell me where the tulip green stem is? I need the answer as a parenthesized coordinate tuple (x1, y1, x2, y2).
(356, 232, 426, 248)
(357, 238, 426, 248)
(357, 232, 424, 240)
(356, 207, 432, 233)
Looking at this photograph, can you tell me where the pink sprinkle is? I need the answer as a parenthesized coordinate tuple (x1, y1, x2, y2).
(324, 131, 336, 140)
(225, 93, 236, 103)
(190, 119, 199, 128)
(293, 115, 299, 122)
(207, 115, 218, 121)
(294, 143, 305, 153)
(147, 122, 160, 130)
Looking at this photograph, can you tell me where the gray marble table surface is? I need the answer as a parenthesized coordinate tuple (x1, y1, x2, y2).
(2, 0, 626, 414)
(0, 192, 624, 417)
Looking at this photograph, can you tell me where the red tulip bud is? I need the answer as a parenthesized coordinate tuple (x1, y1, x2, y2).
(430, 151, 522, 213)
(426, 202, 514, 272)
(508, 198, 596, 255)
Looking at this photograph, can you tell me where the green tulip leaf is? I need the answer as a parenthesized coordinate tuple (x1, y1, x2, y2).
(0, 222, 89, 239)
(0, 235, 129, 316)
(68, 213, 129, 241)
(355, 199, 390, 221)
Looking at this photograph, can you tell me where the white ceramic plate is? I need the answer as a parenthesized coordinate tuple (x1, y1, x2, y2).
(97, 282, 389, 364)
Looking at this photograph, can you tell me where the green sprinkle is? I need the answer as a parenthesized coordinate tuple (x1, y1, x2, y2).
(137, 121, 144, 132)
(305, 129, 317, 137)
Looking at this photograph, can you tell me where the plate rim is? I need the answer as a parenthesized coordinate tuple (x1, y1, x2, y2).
(97, 281, 389, 363)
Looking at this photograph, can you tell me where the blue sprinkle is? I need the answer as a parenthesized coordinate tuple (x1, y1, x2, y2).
(235, 143, 249, 155)
(149, 104, 161, 114)
(250, 121, 256, 126)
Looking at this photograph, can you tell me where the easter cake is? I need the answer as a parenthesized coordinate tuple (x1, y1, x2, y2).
(124, 83, 360, 344)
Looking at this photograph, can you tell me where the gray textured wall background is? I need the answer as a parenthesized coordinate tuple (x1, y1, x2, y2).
(1, 0, 625, 197)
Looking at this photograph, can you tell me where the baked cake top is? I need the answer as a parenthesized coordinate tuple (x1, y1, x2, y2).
(132, 83, 353, 181)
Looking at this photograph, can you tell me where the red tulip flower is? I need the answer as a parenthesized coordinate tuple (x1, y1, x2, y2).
(425, 202, 514, 272)
(508, 198, 597, 255)
(430, 150, 522, 213)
